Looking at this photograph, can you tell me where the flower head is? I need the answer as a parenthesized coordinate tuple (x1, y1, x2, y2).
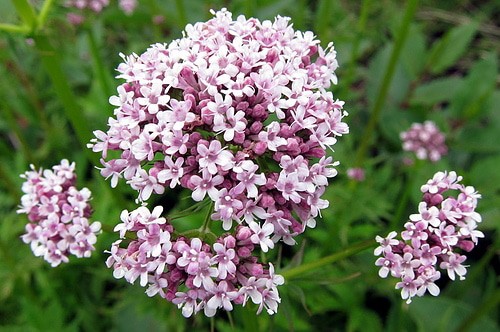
(18, 160, 101, 267)
(400, 121, 447, 162)
(374, 171, 482, 303)
(93, 8, 348, 317)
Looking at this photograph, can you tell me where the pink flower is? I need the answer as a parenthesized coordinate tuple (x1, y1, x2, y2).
(401, 121, 447, 162)
(249, 221, 274, 252)
(189, 171, 224, 202)
(374, 170, 482, 304)
(275, 171, 307, 204)
(212, 241, 236, 279)
(94, 8, 347, 317)
(18, 160, 101, 266)
(157, 156, 184, 188)
(346, 167, 365, 181)
(197, 140, 234, 175)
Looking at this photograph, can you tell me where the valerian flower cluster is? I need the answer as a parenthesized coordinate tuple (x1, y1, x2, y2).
(400, 121, 447, 162)
(17, 160, 101, 267)
(106, 205, 284, 316)
(65, 0, 137, 25)
(88, 8, 348, 316)
(375, 171, 482, 304)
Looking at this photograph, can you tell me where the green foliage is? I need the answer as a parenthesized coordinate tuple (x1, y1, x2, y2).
(426, 22, 478, 75)
(1, 0, 499, 331)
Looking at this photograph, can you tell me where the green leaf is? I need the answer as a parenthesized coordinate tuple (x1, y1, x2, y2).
(400, 24, 427, 79)
(469, 155, 500, 195)
(426, 21, 478, 75)
(409, 297, 498, 332)
(366, 44, 412, 108)
(347, 308, 383, 332)
(379, 105, 420, 146)
(454, 123, 500, 153)
(449, 52, 498, 119)
(410, 77, 463, 106)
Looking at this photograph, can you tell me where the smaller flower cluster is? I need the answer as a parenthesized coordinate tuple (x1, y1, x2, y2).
(65, 0, 110, 13)
(65, 0, 137, 25)
(18, 160, 101, 267)
(346, 167, 365, 182)
(375, 171, 482, 303)
(400, 121, 447, 162)
(106, 205, 284, 317)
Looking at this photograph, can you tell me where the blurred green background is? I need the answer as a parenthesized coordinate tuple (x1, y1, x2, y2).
(0, 0, 499, 331)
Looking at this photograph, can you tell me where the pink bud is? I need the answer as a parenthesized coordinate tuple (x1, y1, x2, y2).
(170, 268, 184, 282)
(233, 132, 245, 144)
(260, 193, 275, 207)
(308, 147, 326, 158)
(458, 240, 475, 252)
(249, 121, 263, 134)
(224, 235, 236, 248)
(248, 263, 263, 276)
(236, 226, 252, 241)
(237, 246, 252, 258)
(253, 141, 267, 155)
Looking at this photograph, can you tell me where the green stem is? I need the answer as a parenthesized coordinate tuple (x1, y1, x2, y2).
(3, 53, 52, 146)
(11, 0, 37, 30)
(341, 0, 370, 94)
(354, 0, 419, 167)
(313, 0, 332, 40)
(210, 317, 215, 332)
(32, 34, 99, 165)
(37, 0, 55, 30)
(169, 199, 211, 220)
(280, 240, 375, 279)
(86, 27, 114, 99)
(0, 160, 21, 202)
(1, 101, 34, 163)
(174, 0, 188, 28)
(227, 310, 235, 329)
(199, 200, 215, 235)
(244, 0, 255, 18)
(0, 23, 30, 34)
(390, 160, 421, 229)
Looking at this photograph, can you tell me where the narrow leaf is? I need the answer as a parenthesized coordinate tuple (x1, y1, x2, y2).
(410, 77, 463, 106)
(450, 52, 498, 118)
(427, 22, 478, 75)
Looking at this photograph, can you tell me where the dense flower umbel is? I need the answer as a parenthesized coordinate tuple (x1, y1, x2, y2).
(400, 121, 447, 162)
(91, 8, 348, 316)
(375, 171, 482, 303)
(106, 205, 284, 317)
(89, 9, 347, 245)
(17, 160, 102, 267)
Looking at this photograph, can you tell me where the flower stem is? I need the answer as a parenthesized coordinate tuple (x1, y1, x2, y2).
(86, 27, 114, 99)
(174, 0, 188, 28)
(353, 0, 419, 167)
(199, 200, 215, 235)
(390, 160, 422, 229)
(0, 23, 30, 34)
(11, 0, 37, 31)
(169, 199, 211, 220)
(37, 0, 55, 29)
(32, 34, 99, 165)
(1, 100, 34, 162)
(280, 239, 375, 280)
(340, 0, 371, 95)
